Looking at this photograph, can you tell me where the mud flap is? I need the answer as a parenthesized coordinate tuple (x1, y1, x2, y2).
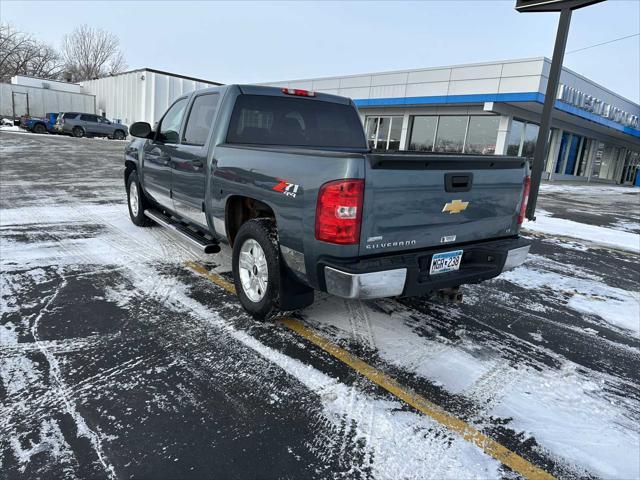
(278, 264, 314, 311)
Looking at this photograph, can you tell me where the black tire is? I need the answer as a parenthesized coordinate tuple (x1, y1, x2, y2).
(113, 130, 125, 140)
(126, 171, 153, 227)
(232, 219, 281, 319)
(33, 123, 47, 134)
(72, 126, 84, 138)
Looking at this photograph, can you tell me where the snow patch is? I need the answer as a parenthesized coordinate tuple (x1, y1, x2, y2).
(501, 264, 640, 337)
(524, 209, 640, 253)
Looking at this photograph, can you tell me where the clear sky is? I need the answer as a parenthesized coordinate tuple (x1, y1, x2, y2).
(2, 0, 639, 103)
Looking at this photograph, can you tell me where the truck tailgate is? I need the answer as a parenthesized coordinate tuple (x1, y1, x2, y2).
(360, 154, 528, 255)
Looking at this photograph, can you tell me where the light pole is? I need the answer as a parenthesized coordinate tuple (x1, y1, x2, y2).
(515, 0, 605, 220)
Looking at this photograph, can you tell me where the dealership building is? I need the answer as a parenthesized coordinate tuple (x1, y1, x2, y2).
(264, 57, 640, 185)
(5, 57, 639, 185)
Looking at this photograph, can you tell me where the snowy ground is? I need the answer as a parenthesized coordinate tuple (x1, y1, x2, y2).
(1, 131, 639, 480)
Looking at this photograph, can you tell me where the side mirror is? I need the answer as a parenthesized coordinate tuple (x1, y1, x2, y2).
(130, 121, 152, 138)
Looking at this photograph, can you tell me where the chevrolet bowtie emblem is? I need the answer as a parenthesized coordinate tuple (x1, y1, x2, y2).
(442, 199, 469, 214)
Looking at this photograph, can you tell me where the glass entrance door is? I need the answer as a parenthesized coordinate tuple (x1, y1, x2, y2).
(621, 150, 640, 184)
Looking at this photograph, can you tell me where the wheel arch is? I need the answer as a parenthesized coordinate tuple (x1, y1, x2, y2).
(124, 160, 136, 186)
(225, 195, 276, 247)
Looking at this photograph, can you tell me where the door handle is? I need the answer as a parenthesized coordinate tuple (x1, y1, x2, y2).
(192, 160, 203, 168)
(445, 172, 473, 192)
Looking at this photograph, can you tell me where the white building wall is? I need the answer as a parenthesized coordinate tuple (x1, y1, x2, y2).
(11, 75, 84, 94)
(0, 82, 95, 118)
(263, 58, 548, 101)
(81, 69, 219, 125)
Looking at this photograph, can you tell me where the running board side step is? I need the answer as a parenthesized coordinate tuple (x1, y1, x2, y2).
(144, 209, 221, 254)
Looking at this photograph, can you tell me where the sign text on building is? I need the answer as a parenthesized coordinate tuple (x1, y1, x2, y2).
(557, 84, 639, 129)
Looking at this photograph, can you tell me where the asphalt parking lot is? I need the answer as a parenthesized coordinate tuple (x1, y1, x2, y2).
(1, 131, 639, 480)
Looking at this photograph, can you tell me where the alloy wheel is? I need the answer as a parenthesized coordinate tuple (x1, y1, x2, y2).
(238, 239, 268, 302)
(129, 181, 139, 217)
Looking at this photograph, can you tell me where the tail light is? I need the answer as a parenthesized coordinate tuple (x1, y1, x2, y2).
(60, 117, 65, 124)
(316, 179, 364, 244)
(281, 88, 316, 97)
(518, 176, 531, 225)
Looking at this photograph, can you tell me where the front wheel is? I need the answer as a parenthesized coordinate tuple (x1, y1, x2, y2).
(126, 171, 153, 227)
(232, 219, 281, 319)
(113, 130, 125, 140)
(33, 123, 47, 134)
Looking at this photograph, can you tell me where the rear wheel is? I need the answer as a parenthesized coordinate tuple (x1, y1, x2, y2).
(127, 171, 153, 227)
(113, 129, 125, 140)
(33, 123, 47, 134)
(232, 219, 281, 319)
(72, 126, 84, 138)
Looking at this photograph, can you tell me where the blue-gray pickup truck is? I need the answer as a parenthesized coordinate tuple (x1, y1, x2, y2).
(124, 85, 531, 318)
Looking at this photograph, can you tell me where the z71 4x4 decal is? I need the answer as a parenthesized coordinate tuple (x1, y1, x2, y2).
(273, 179, 300, 198)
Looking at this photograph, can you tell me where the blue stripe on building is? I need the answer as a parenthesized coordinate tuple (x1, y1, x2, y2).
(353, 92, 640, 139)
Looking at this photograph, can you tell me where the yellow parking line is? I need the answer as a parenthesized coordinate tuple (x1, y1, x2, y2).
(185, 261, 556, 480)
(186, 261, 236, 293)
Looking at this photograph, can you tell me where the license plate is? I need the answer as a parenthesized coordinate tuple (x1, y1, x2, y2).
(430, 250, 463, 275)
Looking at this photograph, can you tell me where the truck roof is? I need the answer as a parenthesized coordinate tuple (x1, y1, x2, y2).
(183, 84, 354, 105)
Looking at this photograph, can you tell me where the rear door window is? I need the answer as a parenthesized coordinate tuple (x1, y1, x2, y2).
(80, 114, 97, 122)
(182, 93, 220, 146)
(226, 94, 366, 149)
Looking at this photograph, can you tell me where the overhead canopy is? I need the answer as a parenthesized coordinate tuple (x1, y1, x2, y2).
(515, 0, 604, 12)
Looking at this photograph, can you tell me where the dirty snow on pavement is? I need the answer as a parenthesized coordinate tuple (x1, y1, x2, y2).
(2, 132, 639, 479)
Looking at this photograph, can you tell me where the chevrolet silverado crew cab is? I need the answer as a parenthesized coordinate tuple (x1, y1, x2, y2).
(124, 85, 531, 318)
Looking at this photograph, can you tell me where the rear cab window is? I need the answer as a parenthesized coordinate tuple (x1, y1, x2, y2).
(226, 94, 366, 150)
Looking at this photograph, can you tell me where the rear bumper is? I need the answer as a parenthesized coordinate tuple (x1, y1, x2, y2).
(322, 236, 530, 299)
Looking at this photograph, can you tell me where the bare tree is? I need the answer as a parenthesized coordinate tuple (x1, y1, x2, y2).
(61, 25, 127, 82)
(0, 24, 64, 82)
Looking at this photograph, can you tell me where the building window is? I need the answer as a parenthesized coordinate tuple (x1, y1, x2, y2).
(465, 116, 499, 154)
(575, 138, 593, 177)
(434, 116, 468, 153)
(365, 116, 403, 150)
(506, 119, 539, 157)
(554, 132, 595, 176)
(591, 142, 624, 181)
(408, 116, 437, 151)
(407, 115, 499, 154)
(506, 120, 524, 156)
(621, 150, 640, 184)
(521, 123, 539, 158)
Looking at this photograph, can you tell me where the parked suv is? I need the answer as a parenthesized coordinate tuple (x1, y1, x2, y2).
(55, 112, 128, 139)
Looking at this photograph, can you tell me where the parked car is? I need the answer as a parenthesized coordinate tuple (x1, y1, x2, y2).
(54, 112, 128, 139)
(124, 85, 531, 318)
(21, 113, 59, 134)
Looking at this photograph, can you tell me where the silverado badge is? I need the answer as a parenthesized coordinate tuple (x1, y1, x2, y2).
(442, 199, 469, 214)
